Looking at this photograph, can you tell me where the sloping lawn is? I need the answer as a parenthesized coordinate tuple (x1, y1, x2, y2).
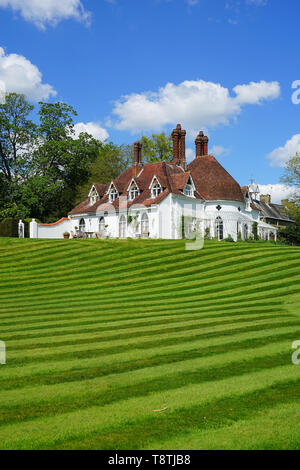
(0, 238, 300, 450)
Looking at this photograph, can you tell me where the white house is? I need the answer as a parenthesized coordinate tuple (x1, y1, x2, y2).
(30, 124, 277, 241)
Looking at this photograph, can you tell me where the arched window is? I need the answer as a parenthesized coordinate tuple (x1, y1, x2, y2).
(79, 218, 85, 233)
(109, 185, 118, 203)
(119, 215, 126, 238)
(215, 216, 223, 240)
(99, 217, 105, 234)
(141, 212, 149, 236)
(151, 180, 162, 198)
(129, 183, 139, 201)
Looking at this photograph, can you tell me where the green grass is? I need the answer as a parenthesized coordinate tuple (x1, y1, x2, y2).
(0, 237, 300, 450)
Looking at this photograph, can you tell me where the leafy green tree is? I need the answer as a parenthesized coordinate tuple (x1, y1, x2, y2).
(0, 93, 101, 222)
(75, 143, 133, 205)
(281, 153, 300, 193)
(279, 154, 300, 244)
(141, 132, 172, 163)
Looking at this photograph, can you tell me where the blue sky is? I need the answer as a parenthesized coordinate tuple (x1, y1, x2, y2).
(0, 0, 300, 201)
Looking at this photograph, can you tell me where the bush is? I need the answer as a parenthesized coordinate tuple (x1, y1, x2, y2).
(252, 222, 259, 241)
(224, 234, 234, 242)
(0, 219, 19, 237)
(278, 225, 300, 245)
(204, 227, 210, 240)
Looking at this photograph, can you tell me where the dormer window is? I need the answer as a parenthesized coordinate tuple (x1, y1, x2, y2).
(128, 182, 140, 201)
(184, 183, 193, 197)
(89, 186, 100, 206)
(151, 179, 162, 199)
(183, 176, 195, 197)
(108, 184, 119, 203)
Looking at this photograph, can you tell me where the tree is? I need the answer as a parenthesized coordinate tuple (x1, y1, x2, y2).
(141, 133, 172, 163)
(0, 93, 101, 222)
(281, 153, 300, 193)
(75, 143, 133, 205)
(279, 154, 300, 244)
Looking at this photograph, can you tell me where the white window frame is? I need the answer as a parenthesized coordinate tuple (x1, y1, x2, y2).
(151, 179, 162, 199)
(108, 183, 119, 203)
(128, 182, 140, 201)
(141, 212, 149, 236)
(215, 216, 224, 241)
(88, 185, 100, 205)
(183, 176, 195, 198)
(119, 214, 127, 238)
(79, 218, 86, 233)
(99, 217, 105, 234)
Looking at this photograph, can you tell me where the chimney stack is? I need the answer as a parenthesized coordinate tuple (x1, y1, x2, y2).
(260, 194, 271, 204)
(133, 141, 142, 177)
(133, 141, 142, 166)
(195, 131, 209, 157)
(172, 124, 186, 168)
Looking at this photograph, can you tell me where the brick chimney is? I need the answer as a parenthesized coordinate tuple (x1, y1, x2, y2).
(172, 124, 186, 168)
(133, 141, 142, 165)
(133, 141, 142, 176)
(260, 194, 271, 204)
(195, 131, 209, 157)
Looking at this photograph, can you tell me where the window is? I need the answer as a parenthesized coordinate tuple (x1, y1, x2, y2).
(99, 217, 105, 234)
(129, 183, 139, 201)
(151, 180, 162, 198)
(109, 186, 118, 203)
(119, 215, 126, 238)
(184, 183, 194, 197)
(90, 187, 98, 205)
(79, 218, 85, 233)
(243, 224, 248, 240)
(215, 216, 223, 240)
(141, 212, 149, 236)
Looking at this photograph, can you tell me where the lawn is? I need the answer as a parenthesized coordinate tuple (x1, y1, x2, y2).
(0, 237, 300, 450)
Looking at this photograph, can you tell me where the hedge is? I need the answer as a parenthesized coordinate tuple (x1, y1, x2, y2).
(0, 219, 19, 238)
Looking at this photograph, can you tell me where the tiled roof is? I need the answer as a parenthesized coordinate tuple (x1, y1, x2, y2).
(69, 155, 246, 215)
(188, 155, 245, 202)
(253, 200, 294, 222)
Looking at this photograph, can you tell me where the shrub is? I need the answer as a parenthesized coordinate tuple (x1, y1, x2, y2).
(0, 219, 19, 237)
(224, 234, 234, 242)
(204, 227, 210, 240)
(252, 222, 259, 241)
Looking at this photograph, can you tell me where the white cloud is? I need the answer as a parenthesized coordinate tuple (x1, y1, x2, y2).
(0, 47, 56, 101)
(210, 145, 231, 157)
(267, 135, 300, 168)
(233, 81, 279, 105)
(74, 122, 109, 141)
(257, 184, 296, 204)
(0, 0, 91, 29)
(110, 79, 280, 134)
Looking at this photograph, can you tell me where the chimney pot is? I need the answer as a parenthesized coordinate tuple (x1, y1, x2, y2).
(172, 124, 186, 168)
(133, 141, 142, 176)
(195, 131, 209, 157)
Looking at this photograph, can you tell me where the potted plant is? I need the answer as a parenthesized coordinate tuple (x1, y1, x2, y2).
(63, 232, 70, 239)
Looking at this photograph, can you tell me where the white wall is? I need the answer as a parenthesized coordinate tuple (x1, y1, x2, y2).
(30, 218, 72, 239)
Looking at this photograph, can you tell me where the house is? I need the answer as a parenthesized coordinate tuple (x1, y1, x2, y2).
(30, 124, 278, 241)
(240, 185, 295, 240)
